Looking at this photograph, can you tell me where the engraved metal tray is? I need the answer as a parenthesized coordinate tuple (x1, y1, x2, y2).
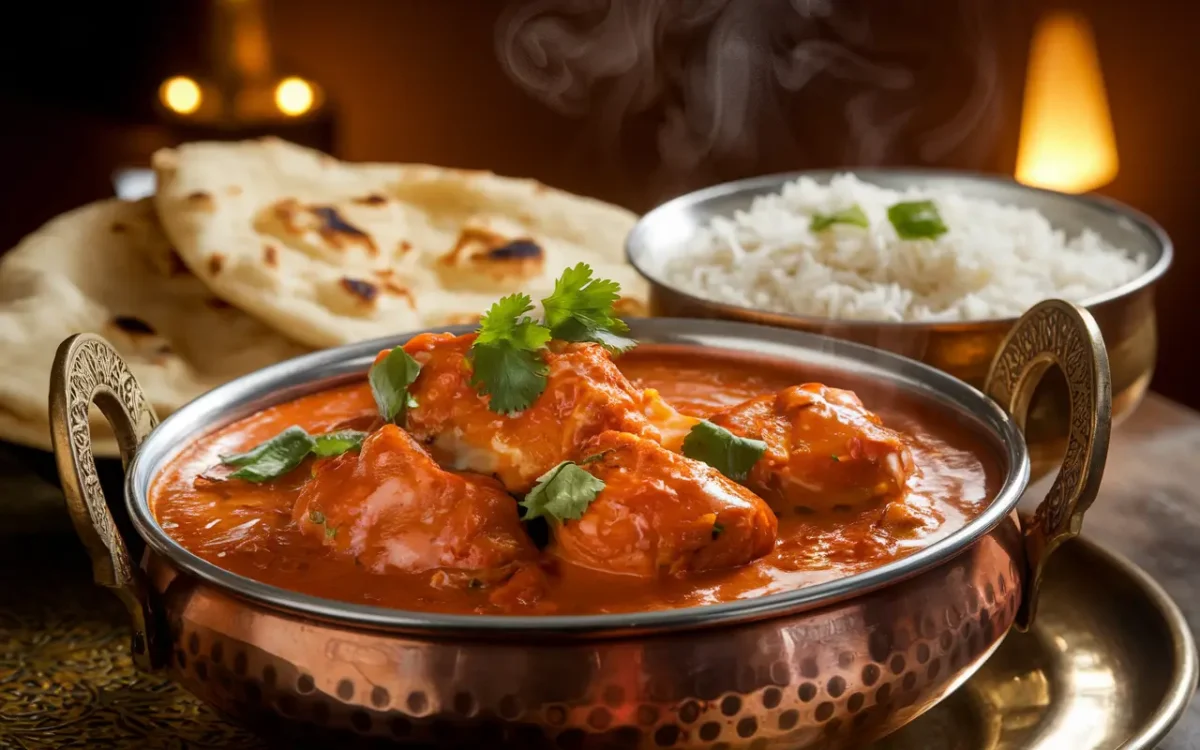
(1, 521, 1193, 749)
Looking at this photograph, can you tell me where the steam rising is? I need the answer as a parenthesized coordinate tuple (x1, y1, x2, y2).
(496, 0, 1001, 179)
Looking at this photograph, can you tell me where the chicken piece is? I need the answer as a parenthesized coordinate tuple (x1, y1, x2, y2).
(710, 384, 915, 515)
(292, 424, 535, 580)
(550, 431, 778, 577)
(402, 332, 694, 493)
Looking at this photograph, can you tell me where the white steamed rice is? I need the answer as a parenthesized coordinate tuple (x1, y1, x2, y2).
(662, 174, 1147, 322)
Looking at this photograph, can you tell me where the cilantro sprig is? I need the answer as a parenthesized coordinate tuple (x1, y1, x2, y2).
(468, 264, 636, 415)
(468, 294, 552, 415)
(520, 460, 606, 523)
(220, 426, 366, 483)
(681, 421, 767, 483)
(542, 263, 636, 354)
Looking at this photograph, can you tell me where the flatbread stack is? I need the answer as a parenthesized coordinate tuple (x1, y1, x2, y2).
(0, 138, 646, 456)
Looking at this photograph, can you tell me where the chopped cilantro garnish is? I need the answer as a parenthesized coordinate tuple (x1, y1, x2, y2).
(810, 204, 869, 232)
(520, 461, 606, 523)
(219, 426, 365, 483)
(306, 509, 339, 539)
(468, 293, 552, 415)
(711, 521, 725, 540)
(681, 421, 767, 483)
(887, 200, 948, 240)
(466, 265, 637, 415)
(369, 346, 421, 422)
(541, 263, 636, 354)
(313, 430, 367, 457)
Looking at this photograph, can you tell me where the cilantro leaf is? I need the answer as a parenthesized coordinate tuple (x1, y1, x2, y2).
(681, 421, 767, 483)
(469, 294, 552, 415)
(313, 430, 367, 457)
(220, 426, 316, 483)
(520, 461, 606, 522)
(541, 263, 637, 354)
(369, 347, 422, 422)
(220, 426, 365, 483)
(810, 204, 869, 232)
(887, 200, 948, 240)
(469, 342, 548, 415)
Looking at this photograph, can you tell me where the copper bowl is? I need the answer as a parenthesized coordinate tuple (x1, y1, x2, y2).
(626, 169, 1168, 480)
(50, 300, 1110, 749)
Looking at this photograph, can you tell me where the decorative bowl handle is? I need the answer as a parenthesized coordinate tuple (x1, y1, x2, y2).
(50, 333, 167, 670)
(985, 300, 1112, 631)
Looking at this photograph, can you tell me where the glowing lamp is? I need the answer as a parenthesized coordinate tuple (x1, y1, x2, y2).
(159, 76, 203, 115)
(1015, 12, 1118, 194)
(275, 77, 315, 117)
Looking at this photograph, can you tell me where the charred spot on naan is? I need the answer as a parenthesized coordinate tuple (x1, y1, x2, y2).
(263, 245, 279, 268)
(186, 191, 216, 212)
(437, 224, 546, 289)
(316, 275, 417, 317)
(352, 193, 388, 206)
(106, 316, 174, 364)
(258, 198, 379, 260)
(340, 277, 379, 304)
(113, 315, 156, 335)
(207, 253, 225, 276)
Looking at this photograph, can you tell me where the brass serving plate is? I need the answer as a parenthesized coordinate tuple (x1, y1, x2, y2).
(875, 537, 1198, 750)
(1, 532, 1192, 749)
(626, 169, 1173, 481)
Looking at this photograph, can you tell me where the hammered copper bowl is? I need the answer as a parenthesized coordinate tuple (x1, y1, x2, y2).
(50, 301, 1110, 750)
(627, 169, 1167, 480)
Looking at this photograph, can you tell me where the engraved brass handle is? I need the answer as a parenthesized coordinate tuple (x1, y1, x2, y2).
(985, 299, 1112, 631)
(50, 333, 167, 669)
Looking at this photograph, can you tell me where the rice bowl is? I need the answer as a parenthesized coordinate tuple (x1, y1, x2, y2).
(659, 173, 1148, 323)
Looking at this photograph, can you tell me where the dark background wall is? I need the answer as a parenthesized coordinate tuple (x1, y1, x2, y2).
(0, 0, 1196, 406)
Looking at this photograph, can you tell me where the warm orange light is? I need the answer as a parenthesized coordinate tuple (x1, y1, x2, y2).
(1015, 12, 1118, 194)
(159, 76, 202, 115)
(274, 76, 314, 116)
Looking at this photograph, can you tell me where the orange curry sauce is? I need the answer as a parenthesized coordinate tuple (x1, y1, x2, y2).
(151, 347, 1000, 615)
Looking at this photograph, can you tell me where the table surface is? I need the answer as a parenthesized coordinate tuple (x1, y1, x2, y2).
(2, 393, 1198, 749)
(1056, 394, 1200, 749)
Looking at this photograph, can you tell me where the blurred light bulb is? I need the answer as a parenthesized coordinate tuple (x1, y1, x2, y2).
(275, 76, 315, 116)
(1015, 12, 1118, 194)
(160, 76, 202, 115)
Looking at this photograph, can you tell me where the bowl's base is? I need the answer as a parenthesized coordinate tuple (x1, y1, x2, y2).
(2, 532, 1190, 750)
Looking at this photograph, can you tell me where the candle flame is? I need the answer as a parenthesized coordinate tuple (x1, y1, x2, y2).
(1015, 12, 1118, 194)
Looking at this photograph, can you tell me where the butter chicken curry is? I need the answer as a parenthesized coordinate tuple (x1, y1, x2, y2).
(151, 265, 997, 616)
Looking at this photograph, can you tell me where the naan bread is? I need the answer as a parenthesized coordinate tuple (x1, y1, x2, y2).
(0, 199, 310, 456)
(152, 138, 647, 348)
